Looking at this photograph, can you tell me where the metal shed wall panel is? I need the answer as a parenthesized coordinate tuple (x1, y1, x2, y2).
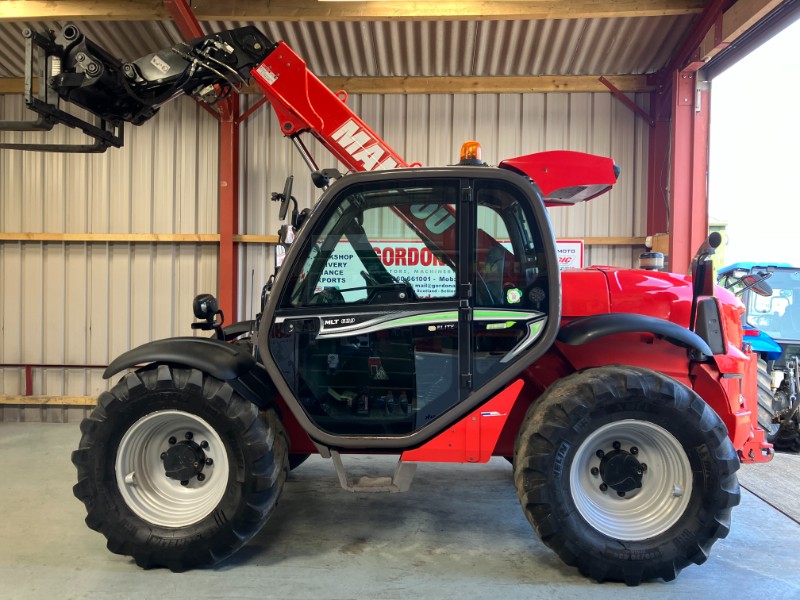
(1, 95, 219, 411)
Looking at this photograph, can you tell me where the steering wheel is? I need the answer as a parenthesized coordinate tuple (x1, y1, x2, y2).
(309, 287, 345, 305)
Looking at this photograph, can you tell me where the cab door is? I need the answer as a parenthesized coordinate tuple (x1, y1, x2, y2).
(470, 179, 552, 391)
(265, 177, 465, 437)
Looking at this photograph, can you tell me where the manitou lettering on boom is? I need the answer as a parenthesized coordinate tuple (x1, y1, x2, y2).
(331, 119, 399, 171)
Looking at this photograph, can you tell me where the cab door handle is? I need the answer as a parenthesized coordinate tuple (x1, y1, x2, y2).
(283, 318, 319, 334)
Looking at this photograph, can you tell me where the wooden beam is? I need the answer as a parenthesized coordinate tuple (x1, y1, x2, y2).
(0, 233, 643, 245)
(699, 0, 785, 62)
(0, 232, 642, 248)
(0, 232, 281, 243)
(0, 395, 96, 406)
(0, 74, 653, 96)
(0, 78, 26, 94)
(0, 0, 704, 22)
(0, 1, 167, 21)
(315, 75, 653, 95)
(580, 236, 647, 246)
(0, 232, 220, 242)
(234, 234, 281, 243)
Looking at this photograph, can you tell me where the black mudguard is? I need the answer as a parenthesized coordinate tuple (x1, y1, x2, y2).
(103, 337, 278, 409)
(104, 337, 254, 380)
(557, 313, 713, 356)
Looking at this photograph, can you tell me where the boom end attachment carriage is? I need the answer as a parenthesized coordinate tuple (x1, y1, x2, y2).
(0, 24, 272, 152)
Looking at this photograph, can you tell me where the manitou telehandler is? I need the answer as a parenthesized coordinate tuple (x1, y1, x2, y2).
(0, 24, 773, 585)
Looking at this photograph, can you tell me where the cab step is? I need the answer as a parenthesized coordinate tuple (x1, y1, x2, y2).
(330, 451, 417, 493)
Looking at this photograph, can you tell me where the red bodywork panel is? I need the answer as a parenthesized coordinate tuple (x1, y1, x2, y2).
(499, 150, 618, 206)
(248, 43, 768, 464)
(401, 380, 524, 463)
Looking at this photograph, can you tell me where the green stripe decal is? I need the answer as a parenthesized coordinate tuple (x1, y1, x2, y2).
(474, 310, 542, 320)
(389, 312, 459, 327)
(486, 321, 517, 330)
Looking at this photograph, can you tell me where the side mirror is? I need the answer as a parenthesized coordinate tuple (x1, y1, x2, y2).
(741, 272, 773, 297)
(689, 232, 721, 329)
(277, 175, 294, 221)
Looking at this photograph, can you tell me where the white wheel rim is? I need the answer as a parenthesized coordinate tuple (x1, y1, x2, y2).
(115, 410, 230, 528)
(570, 419, 692, 541)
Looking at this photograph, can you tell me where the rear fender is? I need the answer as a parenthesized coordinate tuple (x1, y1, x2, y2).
(104, 337, 278, 410)
(557, 313, 713, 356)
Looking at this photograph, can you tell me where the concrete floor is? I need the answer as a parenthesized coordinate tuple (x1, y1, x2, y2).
(0, 422, 798, 600)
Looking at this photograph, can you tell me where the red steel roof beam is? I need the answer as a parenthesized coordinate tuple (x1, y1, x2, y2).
(163, 0, 204, 39)
(654, 0, 731, 88)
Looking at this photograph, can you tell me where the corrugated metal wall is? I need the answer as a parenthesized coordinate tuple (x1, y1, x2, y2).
(2, 89, 649, 419)
(1, 95, 219, 420)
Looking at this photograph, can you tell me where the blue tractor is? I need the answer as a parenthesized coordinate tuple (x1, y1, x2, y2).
(718, 263, 800, 452)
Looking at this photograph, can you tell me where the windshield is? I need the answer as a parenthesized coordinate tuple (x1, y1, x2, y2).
(284, 180, 460, 307)
(746, 268, 800, 341)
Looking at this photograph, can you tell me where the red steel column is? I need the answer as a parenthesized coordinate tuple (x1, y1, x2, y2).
(668, 70, 710, 274)
(646, 88, 671, 236)
(217, 99, 240, 321)
(163, 0, 239, 319)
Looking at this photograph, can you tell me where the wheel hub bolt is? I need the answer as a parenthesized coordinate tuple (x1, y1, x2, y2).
(197, 473, 206, 482)
(599, 483, 608, 492)
(630, 446, 638, 455)
(168, 436, 177, 445)
(641, 463, 648, 472)
(185, 431, 193, 440)
(596, 450, 605, 458)
(590, 467, 599, 476)
(612, 441, 621, 450)
(200, 440, 209, 449)
(205, 458, 213, 466)
(160, 452, 167, 460)
(617, 491, 626, 498)
(180, 480, 189, 486)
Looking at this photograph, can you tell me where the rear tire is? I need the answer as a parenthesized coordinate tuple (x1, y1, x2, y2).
(72, 365, 289, 571)
(514, 366, 740, 585)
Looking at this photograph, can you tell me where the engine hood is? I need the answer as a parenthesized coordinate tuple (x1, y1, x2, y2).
(561, 267, 696, 327)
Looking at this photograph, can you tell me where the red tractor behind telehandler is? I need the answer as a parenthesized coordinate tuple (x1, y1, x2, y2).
(0, 24, 772, 586)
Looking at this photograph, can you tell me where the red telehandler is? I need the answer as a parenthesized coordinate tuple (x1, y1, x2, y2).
(0, 24, 773, 585)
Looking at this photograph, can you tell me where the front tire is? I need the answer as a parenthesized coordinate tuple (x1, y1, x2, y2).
(514, 366, 740, 585)
(72, 364, 289, 571)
